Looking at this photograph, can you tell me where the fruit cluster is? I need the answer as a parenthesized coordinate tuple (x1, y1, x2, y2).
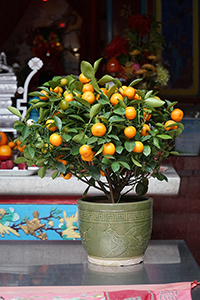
(0, 132, 26, 169)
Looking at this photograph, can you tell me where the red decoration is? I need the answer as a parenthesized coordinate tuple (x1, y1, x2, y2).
(106, 58, 120, 73)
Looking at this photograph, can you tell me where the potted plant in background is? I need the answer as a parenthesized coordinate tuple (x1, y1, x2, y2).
(8, 58, 184, 266)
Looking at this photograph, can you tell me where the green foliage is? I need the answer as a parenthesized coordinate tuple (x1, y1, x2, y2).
(8, 58, 184, 203)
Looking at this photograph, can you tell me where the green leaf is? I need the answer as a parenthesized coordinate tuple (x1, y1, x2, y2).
(129, 78, 143, 87)
(7, 107, 22, 119)
(166, 101, 178, 110)
(90, 103, 102, 119)
(26, 146, 35, 159)
(170, 151, 180, 155)
(62, 133, 72, 142)
(88, 165, 100, 181)
(98, 75, 115, 85)
(145, 90, 153, 99)
(109, 115, 125, 123)
(125, 140, 135, 152)
(81, 60, 95, 79)
(32, 102, 48, 109)
(93, 58, 103, 73)
(21, 126, 31, 139)
(87, 136, 98, 145)
(107, 84, 117, 98)
(113, 107, 125, 115)
(143, 145, 151, 156)
(55, 161, 66, 173)
(131, 157, 142, 167)
(145, 98, 165, 107)
(14, 157, 27, 163)
(52, 171, 59, 179)
(157, 134, 172, 139)
(153, 137, 160, 149)
(53, 115, 62, 131)
(94, 144, 104, 156)
(119, 161, 130, 170)
(116, 146, 124, 154)
(75, 97, 91, 108)
(111, 162, 120, 172)
(38, 166, 47, 178)
(136, 181, 148, 196)
(72, 131, 86, 143)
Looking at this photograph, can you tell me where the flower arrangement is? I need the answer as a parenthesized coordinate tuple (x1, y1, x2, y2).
(104, 13, 170, 89)
(32, 26, 63, 58)
(8, 58, 183, 204)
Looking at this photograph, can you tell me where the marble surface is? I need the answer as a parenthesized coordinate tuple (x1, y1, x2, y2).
(0, 164, 180, 196)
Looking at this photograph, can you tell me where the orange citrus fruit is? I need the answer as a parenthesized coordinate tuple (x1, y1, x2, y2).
(49, 133, 62, 146)
(134, 93, 142, 100)
(140, 124, 150, 136)
(82, 83, 94, 93)
(64, 93, 74, 102)
(124, 126, 137, 139)
(0, 145, 12, 160)
(56, 155, 67, 165)
(79, 73, 90, 83)
(100, 170, 105, 176)
(171, 108, 184, 122)
(133, 141, 144, 153)
(91, 123, 106, 137)
(123, 86, 136, 99)
(118, 85, 127, 96)
(110, 93, 123, 106)
(0, 132, 8, 146)
(125, 106, 137, 120)
(39, 90, 49, 100)
(164, 120, 178, 131)
(61, 173, 72, 180)
(79, 145, 92, 157)
(143, 108, 151, 121)
(81, 152, 94, 162)
(103, 142, 116, 156)
(82, 91, 95, 104)
(46, 119, 57, 131)
(7, 141, 16, 148)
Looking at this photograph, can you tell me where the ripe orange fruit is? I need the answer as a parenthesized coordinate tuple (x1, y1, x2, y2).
(118, 85, 127, 96)
(39, 90, 49, 100)
(103, 142, 116, 156)
(91, 123, 106, 137)
(18, 144, 26, 153)
(164, 120, 178, 131)
(134, 93, 142, 100)
(7, 141, 16, 148)
(0, 145, 12, 160)
(123, 87, 136, 99)
(100, 170, 105, 176)
(143, 108, 151, 121)
(140, 124, 150, 136)
(82, 91, 95, 104)
(79, 145, 92, 157)
(49, 133, 62, 146)
(124, 126, 137, 139)
(133, 141, 144, 153)
(82, 83, 94, 93)
(110, 93, 123, 106)
(81, 152, 94, 162)
(171, 108, 184, 122)
(79, 73, 90, 84)
(56, 155, 67, 165)
(125, 106, 137, 120)
(64, 93, 74, 102)
(0, 132, 8, 146)
(46, 119, 57, 131)
(61, 173, 72, 180)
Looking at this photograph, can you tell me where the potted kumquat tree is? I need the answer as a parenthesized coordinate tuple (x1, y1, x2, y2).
(8, 58, 184, 266)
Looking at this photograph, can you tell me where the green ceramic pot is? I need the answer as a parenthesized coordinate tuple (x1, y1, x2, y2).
(77, 195, 153, 266)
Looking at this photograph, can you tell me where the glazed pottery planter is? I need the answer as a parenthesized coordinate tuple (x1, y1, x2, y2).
(77, 196, 153, 266)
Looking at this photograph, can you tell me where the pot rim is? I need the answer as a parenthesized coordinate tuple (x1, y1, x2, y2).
(77, 195, 153, 206)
